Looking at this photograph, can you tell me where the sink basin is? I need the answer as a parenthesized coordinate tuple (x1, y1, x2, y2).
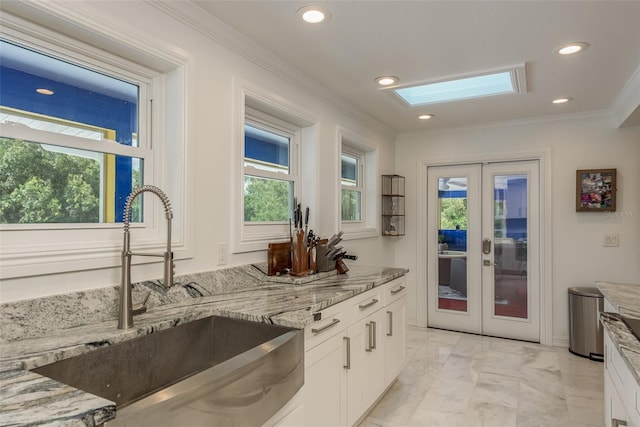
(32, 316, 304, 427)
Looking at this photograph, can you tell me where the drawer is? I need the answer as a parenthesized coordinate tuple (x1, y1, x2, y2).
(304, 301, 346, 351)
(385, 278, 407, 305)
(348, 288, 384, 324)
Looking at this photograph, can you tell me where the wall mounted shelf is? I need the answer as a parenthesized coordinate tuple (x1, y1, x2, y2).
(382, 175, 405, 236)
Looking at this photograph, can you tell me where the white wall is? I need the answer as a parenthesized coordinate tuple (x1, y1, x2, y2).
(0, 2, 397, 302)
(395, 114, 640, 345)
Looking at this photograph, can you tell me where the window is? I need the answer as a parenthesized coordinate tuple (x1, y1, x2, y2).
(0, 13, 188, 281)
(238, 103, 303, 249)
(243, 114, 297, 223)
(341, 147, 364, 222)
(338, 130, 378, 239)
(234, 82, 315, 252)
(0, 40, 147, 224)
(391, 66, 526, 106)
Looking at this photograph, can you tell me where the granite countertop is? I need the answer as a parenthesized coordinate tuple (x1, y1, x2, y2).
(600, 312, 640, 384)
(597, 281, 640, 318)
(0, 265, 407, 426)
(597, 281, 640, 386)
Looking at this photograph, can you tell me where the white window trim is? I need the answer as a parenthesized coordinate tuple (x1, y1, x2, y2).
(0, 10, 192, 280)
(232, 79, 316, 253)
(337, 127, 379, 240)
(243, 108, 300, 231)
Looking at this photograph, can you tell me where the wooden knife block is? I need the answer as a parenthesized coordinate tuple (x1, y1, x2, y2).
(267, 242, 291, 276)
(291, 231, 310, 277)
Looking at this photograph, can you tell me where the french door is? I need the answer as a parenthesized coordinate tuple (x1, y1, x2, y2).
(426, 161, 540, 342)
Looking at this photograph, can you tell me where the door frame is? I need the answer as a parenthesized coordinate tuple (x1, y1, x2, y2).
(415, 148, 553, 346)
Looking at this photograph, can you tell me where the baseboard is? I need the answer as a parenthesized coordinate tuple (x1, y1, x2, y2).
(552, 336, 569, 348)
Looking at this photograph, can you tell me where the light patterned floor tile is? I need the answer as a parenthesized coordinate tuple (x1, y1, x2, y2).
(360, 327, 604, 427)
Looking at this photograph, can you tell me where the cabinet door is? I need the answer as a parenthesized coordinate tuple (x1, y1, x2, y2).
(384, 295, 407, 386)
(346, 309, 385, 427)
(605, 371, 633, 427)
(304, 332, 348, 427)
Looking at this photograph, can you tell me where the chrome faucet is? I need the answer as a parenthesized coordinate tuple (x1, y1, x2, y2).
(118, 185, 174, 329)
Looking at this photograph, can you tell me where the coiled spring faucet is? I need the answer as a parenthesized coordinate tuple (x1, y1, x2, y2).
(119, 185, 174, 329)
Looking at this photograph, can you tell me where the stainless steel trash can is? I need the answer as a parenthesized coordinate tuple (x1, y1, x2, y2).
(568, 287, 604, 361)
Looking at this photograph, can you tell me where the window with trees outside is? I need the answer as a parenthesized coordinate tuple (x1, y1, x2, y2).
(341, 147, 364, 222)
(0, 39, 148, 225)
(244, 109, 298, 225)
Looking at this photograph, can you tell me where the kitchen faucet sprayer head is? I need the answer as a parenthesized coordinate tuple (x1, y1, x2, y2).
(122, 185, 174, 230)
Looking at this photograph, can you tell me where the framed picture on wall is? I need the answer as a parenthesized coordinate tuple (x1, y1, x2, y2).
(576, 168, 617, 212)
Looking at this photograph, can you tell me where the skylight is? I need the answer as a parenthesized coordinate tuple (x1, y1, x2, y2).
(393, 69, 520, 106)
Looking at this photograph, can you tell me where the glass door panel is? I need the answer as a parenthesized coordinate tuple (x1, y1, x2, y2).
(427, 164, 482, 335)
(492, 175, 528, 319)
(482, 161, 540, 342)
(437, 176, 468, 312)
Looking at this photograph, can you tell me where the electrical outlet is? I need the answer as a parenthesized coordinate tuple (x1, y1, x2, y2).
(217, 242, 228, 265)
(603, 233, 619, 247)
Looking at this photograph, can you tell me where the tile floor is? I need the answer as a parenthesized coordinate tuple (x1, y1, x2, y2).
(360, 326, 604, 427)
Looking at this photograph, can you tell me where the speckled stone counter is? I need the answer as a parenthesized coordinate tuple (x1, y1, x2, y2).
(600, 312, 640, 384)
(0, 264, 407, 426)
(598, 281, 640, 390)
(597, 281, 640, 318)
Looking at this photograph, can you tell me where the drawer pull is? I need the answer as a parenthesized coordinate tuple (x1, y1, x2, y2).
(366, 322, 373, 352)
(390, 285, 405, 295)
(371, 321, 377, 349)
(311, 318, 340, 334)
(612, 419, 627, 427)
(359, 298, 379, 310)
(343, 337, 351, 369)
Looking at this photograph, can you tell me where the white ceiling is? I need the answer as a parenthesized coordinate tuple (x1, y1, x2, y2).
(193, 0, 640, 132)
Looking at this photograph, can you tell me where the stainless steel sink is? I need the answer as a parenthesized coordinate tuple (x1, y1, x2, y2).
(32, 316, 304, 427)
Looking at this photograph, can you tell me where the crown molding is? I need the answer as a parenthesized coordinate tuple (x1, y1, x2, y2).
(398, 108, 616, 138)
(1, 0, 191, 71)
(147, 1, 396, 137)
(612, 65, 640, 128)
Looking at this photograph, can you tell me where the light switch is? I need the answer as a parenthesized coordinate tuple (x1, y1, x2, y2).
(603, 233, 619, 247)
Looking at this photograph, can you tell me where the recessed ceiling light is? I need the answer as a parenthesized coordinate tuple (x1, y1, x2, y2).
(36, 88, 54, 95)
(552, 97, 572, 104)
(297, 6, 331, 24)
(418, 114, 434, 120)
(555, 42, 589, 55)
(375, 76, 398, 86)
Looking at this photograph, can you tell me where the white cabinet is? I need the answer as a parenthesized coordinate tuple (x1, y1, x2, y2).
(304, 302, 348, 426)
(303, 278, 407, 427)
(345, 307, 385, 427)
(304, 331, 348, 426)
(384, 295, 407, 384)
(604, 327, 639, 427)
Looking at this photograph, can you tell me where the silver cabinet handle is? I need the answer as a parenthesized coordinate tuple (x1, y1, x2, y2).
(387, 310, 393, 336)
(390, 285, 405, 295)
(366, 322, 373, 352)
(359, 298, 379, 310)
(371, 321, 377, 350)
(311, 318, 340, 334)
(612, 419, 627, 427)
(343, 336, 350, 369)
